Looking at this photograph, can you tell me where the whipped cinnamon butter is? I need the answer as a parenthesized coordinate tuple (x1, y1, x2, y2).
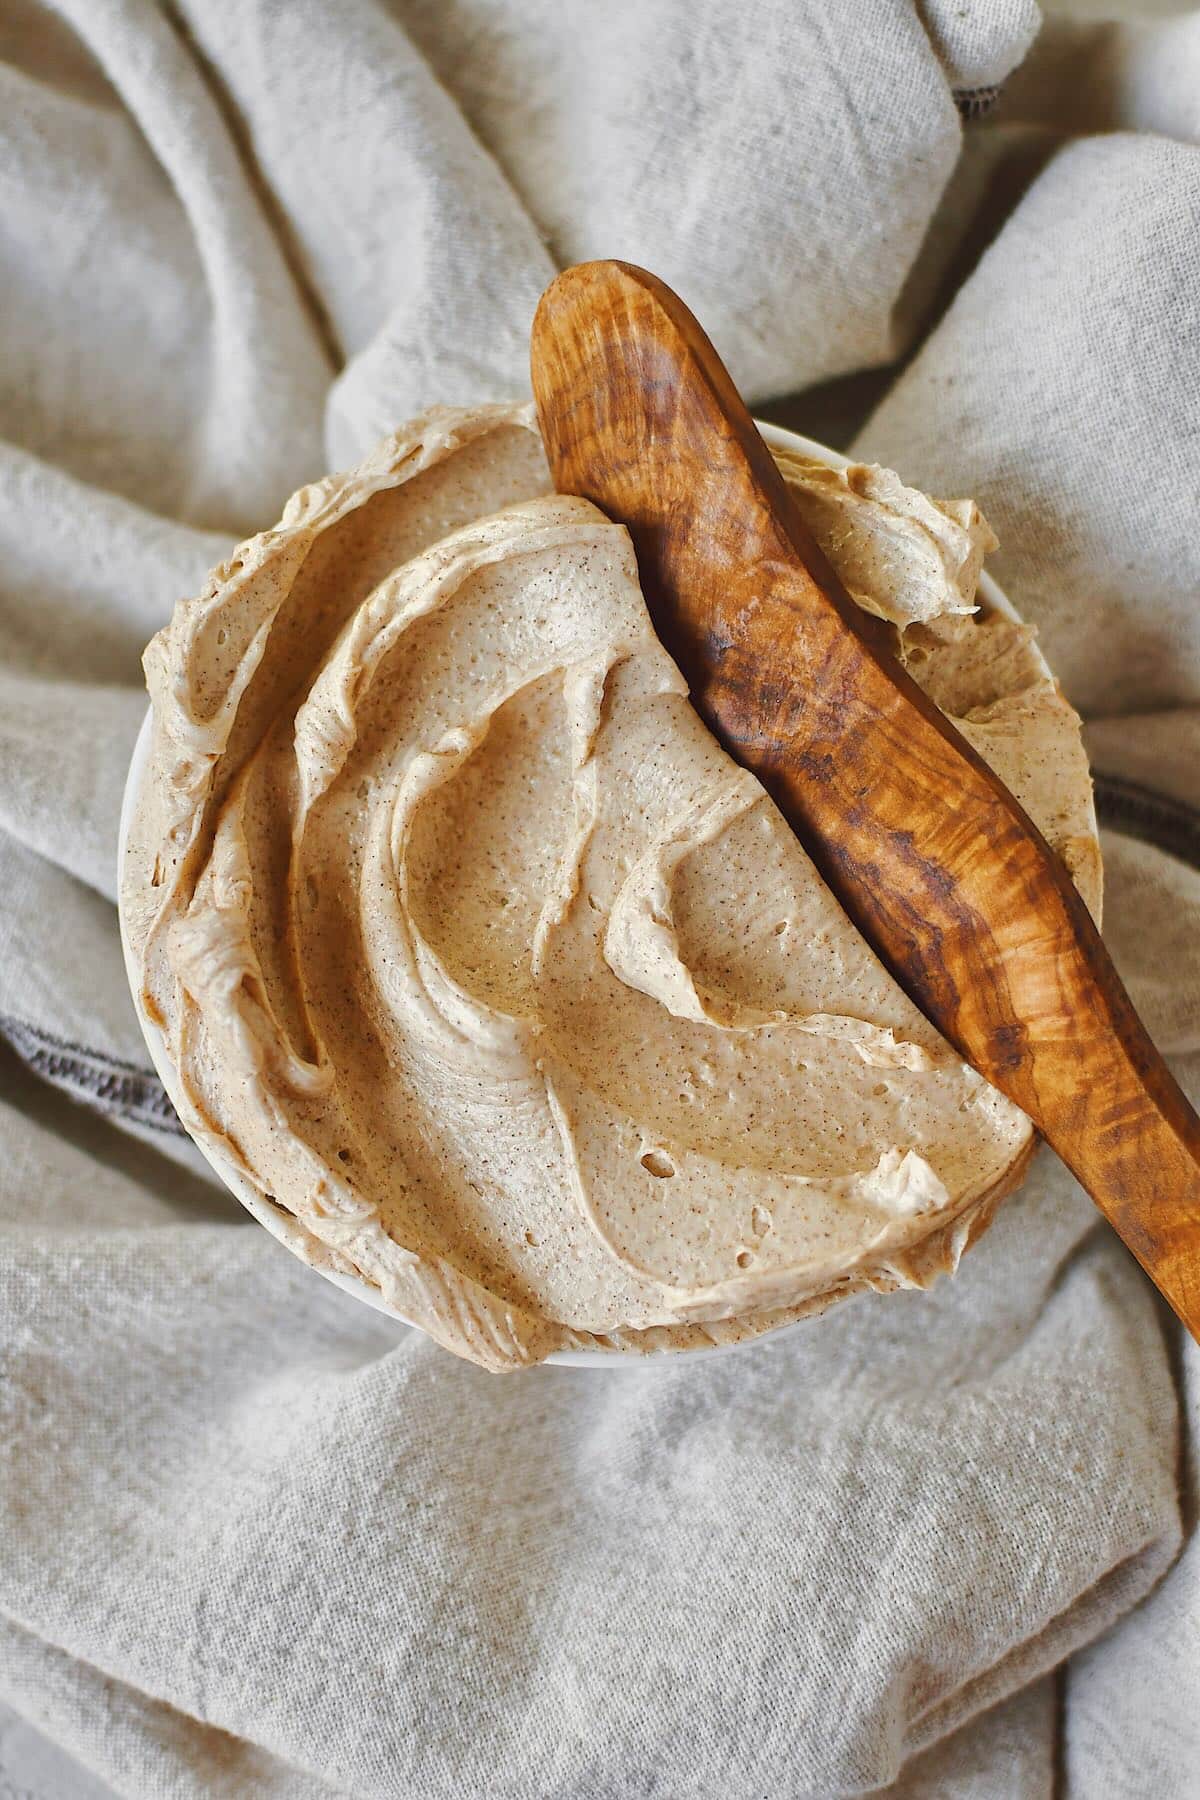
(121, 405, 1100, 1370)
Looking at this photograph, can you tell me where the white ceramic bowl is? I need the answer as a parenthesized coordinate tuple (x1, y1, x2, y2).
(118, 423, 1044, 1367)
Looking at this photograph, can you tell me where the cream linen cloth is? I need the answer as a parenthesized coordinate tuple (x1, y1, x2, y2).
(0, 2, 1197, 1795)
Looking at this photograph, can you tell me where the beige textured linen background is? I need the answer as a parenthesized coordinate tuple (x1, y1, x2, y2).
(0, 1, 1197, 1795)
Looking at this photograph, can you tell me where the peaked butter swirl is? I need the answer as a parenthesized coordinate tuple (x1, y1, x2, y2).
(122, 406, 1100, 1369)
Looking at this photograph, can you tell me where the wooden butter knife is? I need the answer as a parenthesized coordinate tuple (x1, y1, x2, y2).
(531, 258, 1200, 1339)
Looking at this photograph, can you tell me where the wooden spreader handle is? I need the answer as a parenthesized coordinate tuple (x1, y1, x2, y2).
(531, 259, 1200, 1340)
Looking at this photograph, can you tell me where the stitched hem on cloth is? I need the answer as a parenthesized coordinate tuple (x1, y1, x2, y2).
(953, 85, 1001, 121)
(1093, 774, 1200, 873)
(0, 1013, 185, 1136)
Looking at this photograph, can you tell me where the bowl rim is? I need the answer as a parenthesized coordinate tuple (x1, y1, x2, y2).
(117, 420, 1048, 1369)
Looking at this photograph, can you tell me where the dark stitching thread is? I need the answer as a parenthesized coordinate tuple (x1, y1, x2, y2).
(1093, 774, 1200, 874)
(0, 1013, 185, 1136)
(2, 1019, 168, 1078)
(953, 84, 1001, 122)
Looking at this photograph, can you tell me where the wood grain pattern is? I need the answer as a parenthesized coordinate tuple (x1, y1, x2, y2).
(531, 259, 1200, 1340)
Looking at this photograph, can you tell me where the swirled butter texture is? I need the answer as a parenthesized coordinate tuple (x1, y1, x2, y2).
(122, 406, 1100, 1369)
